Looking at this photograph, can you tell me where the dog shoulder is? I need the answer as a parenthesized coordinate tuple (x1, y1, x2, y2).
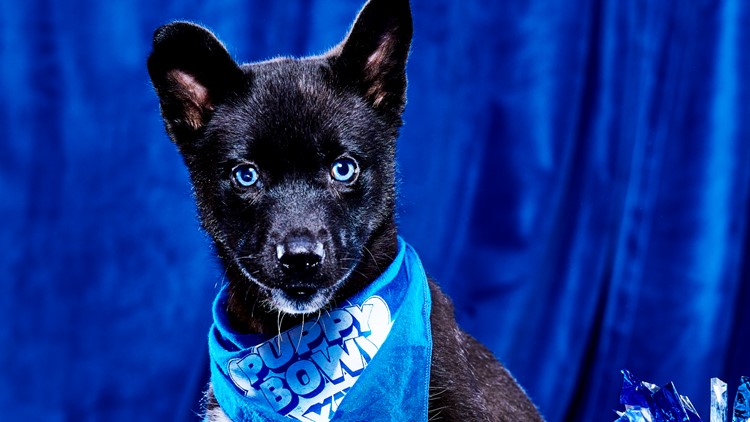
(428, 280, 544, 421)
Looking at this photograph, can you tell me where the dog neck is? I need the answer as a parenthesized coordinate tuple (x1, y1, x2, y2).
(223, 218, 399, 335)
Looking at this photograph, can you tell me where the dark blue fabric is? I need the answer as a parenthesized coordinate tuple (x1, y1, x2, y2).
(2, 0, 750, 421)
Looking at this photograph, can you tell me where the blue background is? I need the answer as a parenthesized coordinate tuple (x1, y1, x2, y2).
(2, 0, 749, 420)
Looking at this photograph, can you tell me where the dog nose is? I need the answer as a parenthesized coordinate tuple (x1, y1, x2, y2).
(276, 237, 325, 275)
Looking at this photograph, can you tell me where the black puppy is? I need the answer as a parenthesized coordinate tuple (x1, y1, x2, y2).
(148, 0, 543, 420)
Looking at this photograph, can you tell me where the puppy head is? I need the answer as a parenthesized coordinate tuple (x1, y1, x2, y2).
(148, 0, 412, 315)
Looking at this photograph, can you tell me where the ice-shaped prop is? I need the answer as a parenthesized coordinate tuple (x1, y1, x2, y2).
(712, 378, 727, 422)
(734, 376, 750, 422)
(616, 369, 700, 421)
(615, 406, 653, 422)
(615, 370, 750, 422)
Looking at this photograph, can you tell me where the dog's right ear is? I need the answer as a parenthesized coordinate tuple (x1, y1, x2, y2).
(327, 0, 412, 115)
(147, 22, 244, 143)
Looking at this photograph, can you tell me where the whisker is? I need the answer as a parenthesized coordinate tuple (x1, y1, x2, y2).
(427, 407, 447, 421)
(276, 309, 283, 350)
(296, 313, 305, 352)
(362, 245, 381, 272)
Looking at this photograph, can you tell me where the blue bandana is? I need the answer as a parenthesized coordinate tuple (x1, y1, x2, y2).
(208, 238, 433, 421)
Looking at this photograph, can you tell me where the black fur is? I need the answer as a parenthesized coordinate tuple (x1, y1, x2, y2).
(148, 0, 543, 420)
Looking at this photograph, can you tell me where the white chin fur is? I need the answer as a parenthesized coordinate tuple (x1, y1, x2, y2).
(236, 259, 357, 314)
(270, 288, 332, 314)
(237, 264, 332, 314)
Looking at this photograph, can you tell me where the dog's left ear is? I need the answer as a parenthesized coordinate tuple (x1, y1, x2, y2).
(147, 22, 245, 144)
(328, 0, 413, 115)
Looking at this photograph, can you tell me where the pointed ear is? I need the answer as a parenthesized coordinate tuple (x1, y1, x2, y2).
(147, 22, 244, 142)
(328, 0, 413, 114)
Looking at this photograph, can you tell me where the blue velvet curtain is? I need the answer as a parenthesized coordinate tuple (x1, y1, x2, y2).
(2, 0, 749, 420)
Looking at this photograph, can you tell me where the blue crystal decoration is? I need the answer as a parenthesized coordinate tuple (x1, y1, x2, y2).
(618, 370, 701, 422)
(711, 378, 727, 422)
(621, 369, 658, 410)
(617, 407, 654, 422)
(617, 371, 750, 422)
(733, 376, 750, 422)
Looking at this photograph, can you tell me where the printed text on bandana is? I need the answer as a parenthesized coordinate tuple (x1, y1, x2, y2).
(227, 296, 391, 421)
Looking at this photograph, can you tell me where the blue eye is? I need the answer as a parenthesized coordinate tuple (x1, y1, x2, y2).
(330, 157, 359, 183)
(232, 164, 259, 187)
